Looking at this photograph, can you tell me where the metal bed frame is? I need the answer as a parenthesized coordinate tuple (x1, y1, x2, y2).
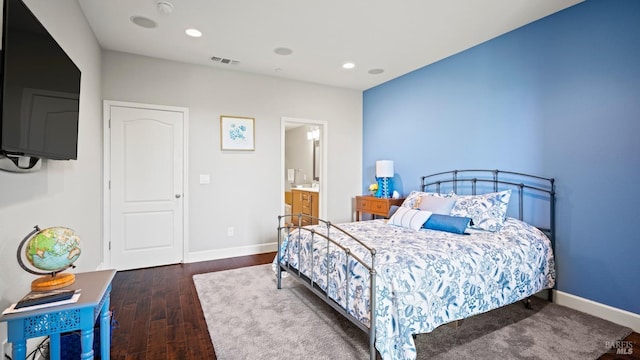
(277, 169, 555, 360)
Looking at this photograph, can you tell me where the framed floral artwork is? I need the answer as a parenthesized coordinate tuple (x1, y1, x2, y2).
(220, 116, 255, 150)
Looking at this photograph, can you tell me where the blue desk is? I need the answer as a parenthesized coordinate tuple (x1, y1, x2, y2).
(0, 269, 116, 360)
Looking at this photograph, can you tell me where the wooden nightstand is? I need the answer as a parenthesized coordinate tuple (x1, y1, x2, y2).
(355, 195, 405, 221)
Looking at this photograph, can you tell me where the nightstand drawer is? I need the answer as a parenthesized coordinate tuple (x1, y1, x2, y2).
(355, 196, 405, 221)
(368, 199, 389, 217)
(357, 197, 372, 212)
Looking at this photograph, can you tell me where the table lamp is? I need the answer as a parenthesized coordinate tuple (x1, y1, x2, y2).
(376, 160, 394, 198)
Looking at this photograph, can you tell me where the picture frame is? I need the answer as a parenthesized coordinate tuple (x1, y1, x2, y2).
(220, 116, 255, 151)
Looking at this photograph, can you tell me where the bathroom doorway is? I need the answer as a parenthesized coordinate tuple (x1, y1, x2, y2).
(281, 117, 328, 223)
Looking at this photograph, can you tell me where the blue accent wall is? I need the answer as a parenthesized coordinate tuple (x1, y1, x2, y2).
(363, 0, 640, 314)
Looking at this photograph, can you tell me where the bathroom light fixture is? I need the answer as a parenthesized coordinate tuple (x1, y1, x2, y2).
(342, 62, 355, 69)
(307, 128, 320, 141)
(368, 68, 384, 75)
(185, 28, 202, 37)
(376, 160, 394, 198)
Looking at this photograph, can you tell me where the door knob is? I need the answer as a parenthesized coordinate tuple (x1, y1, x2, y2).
(175, 194, 182, 198)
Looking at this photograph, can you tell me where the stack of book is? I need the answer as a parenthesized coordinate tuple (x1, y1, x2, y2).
(2, 289, 81, 315)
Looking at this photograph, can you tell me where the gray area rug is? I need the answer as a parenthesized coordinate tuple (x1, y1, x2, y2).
(193, 264, 631, 360)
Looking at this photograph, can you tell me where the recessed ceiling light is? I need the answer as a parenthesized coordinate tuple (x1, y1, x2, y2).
(185, 28, 202, 37)
(342, 62, 355, 69)
(368, 68, 384, 75)
(130, 16, 157, 29)
(274, 47, 293, 56)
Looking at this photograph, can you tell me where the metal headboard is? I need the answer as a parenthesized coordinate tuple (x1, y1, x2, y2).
(421, 169, 555, 247)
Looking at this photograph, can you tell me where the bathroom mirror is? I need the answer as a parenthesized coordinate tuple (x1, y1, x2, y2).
(312, 140, 320, 181)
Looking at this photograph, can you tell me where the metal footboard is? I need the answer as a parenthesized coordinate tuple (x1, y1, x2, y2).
(276, 213, 378, 360)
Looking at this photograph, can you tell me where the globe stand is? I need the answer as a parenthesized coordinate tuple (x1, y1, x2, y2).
(31, 272, 76, 291)
(17, 225, 79, 292)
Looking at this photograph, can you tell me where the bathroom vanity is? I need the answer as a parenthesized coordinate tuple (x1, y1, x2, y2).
(291, 188, 319, 225)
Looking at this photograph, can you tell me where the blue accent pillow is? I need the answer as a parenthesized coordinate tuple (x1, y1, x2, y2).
(423, 214, 472, 234)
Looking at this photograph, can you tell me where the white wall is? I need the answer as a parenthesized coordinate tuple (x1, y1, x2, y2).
(101, 51, 362, 260)
(0, 0, 103, 348)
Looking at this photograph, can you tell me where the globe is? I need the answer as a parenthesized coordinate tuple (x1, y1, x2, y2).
(17, 225, 81, 290)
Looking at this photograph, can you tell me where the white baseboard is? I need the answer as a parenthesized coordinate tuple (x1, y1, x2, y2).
(186, 242, 277, 264)
(554, 290, 640, 332)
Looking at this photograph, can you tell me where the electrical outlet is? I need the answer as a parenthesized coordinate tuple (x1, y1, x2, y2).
(2, 339, 10, 359)
(227, 227, 234, 237)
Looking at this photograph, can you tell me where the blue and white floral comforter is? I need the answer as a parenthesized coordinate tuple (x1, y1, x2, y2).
(274, 218, 556, 360)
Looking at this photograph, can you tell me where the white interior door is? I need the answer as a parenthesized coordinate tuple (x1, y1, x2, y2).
(109, 104, 184, 270)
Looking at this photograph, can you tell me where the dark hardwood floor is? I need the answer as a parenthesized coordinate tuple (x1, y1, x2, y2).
(110, 252, 639, 360)
(109, 252, 276, 360)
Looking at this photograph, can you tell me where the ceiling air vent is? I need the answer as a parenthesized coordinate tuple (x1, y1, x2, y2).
(211, 56, 240, 65)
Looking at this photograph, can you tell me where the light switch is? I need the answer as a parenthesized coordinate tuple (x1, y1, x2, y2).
(199, 174, 210, 184)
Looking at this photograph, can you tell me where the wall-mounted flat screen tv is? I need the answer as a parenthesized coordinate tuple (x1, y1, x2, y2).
(0, 0, 81, 161)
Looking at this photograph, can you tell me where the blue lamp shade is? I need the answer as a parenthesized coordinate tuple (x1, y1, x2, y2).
(376, 160, 394, 198)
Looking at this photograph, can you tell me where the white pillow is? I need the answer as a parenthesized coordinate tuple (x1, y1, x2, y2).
(401, 190, 455, 209)
(388, 207, 432, 230)
(417, 195, 457, 215)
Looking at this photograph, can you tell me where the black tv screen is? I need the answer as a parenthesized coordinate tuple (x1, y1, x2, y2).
(0, 0, 81, 160)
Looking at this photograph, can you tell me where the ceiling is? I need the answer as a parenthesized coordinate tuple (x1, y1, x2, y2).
(77, 0, 583, 91)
